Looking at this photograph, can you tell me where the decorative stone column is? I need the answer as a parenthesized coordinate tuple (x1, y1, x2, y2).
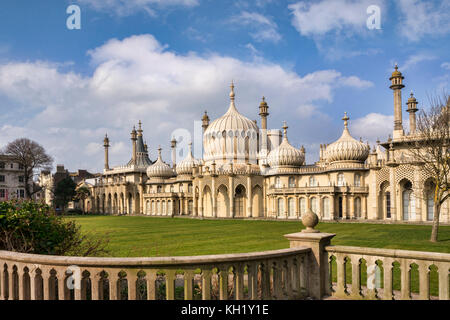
(284, 209, 335, 300)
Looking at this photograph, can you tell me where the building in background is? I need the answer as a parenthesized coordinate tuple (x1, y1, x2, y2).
(0, 155, 30, 201)
(85, 66, 449, 224)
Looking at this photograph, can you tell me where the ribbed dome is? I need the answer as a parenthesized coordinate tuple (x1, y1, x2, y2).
(146, 147, 174, 178)
(203, 82, 259, 165)
(176, 143, 200, 175)
(267, 122, 305, 167)
(325, 113, 369, 163)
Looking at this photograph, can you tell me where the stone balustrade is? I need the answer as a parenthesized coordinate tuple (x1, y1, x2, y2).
(0, 247, 310, 301)
(325, 246, 450, 300)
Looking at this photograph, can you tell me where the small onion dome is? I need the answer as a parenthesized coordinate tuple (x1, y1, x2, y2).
(325, 113, 369, 163)
(267, 122, 305, 167)
(146, 147, 174, 178)
(390, 63, 403, 78)
(176, 143, 200, 175)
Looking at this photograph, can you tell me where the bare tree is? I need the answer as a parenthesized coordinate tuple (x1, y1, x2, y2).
(407, 93, 449, 242)
(2, 138, 53, 199)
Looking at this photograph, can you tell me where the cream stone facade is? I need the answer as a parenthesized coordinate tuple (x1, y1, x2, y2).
(85, 67, 449, 224)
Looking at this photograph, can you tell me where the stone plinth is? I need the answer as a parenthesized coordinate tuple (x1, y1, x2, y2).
(284, 232, 336, 300)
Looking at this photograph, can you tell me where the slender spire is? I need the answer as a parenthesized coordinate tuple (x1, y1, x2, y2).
(137, 120, 143, 136)
(230, 80, 235, 101)
(157, 146, 162, 160)
(282, 121, 288, 140)
(342, 112, 349, 129)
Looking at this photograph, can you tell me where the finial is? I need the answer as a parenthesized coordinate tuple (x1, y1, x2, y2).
(394, 62, 398, 70)
(282, 121, 288, 138)
(138, 120, 142, 130)
(342, 112, 349, 128)
(158, 146, 162, 158)
(230, 80, 235, 100)
(410, 90, 414, 97)
(262, 96, 265, 102)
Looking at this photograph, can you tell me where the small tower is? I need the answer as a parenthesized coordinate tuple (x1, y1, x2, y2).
(406, 91, 418, 134)
(171, 137, 177, 169)
(259, 96, 269, 130)
(103, 133, 110, 170)
(389, 63, 405, 138)
(131, 126, 137, 164)
(202, 111, 210, 131)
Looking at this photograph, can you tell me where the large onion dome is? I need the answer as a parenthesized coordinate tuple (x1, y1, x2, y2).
(176, 143, 200, 175)
(146, 147, 174, 178)
(325, 113, 369, 163)
(203, 82, 259, 165)
(267, 122, 305, 167)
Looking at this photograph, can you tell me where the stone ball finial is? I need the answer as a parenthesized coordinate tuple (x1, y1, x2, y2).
(301, 209, 319, 233)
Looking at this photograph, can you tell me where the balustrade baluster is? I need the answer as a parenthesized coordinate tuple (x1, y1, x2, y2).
(418, 262, 430, 300)
(201, 270, 211, 300)
(335, 254, 347, 297)
(91, 272, 101, 301)
(42, 269, 51, 300)
(165, 270, 176, 300)
(17, 267, 24, 300)
(234, 264, 244, 300)
(247, 264, 257, 300)
(272, 262, 283, 299)
(262, 262, 271, 300)
(29, 269, 36, 300)
(350, 257, 362, 299)
(108, 273, 119, 300)
(127, 270, 137, 300)
(400, 260, 411, 300)
(285, 259, 293, 299)
(365, 258, 378, 300)
(219, 267, 229, 300)
(383, 258, 393, 300)
(146, 270, 157, 300)
(184, 271, 194, 300)
(438, 262, 449, 300)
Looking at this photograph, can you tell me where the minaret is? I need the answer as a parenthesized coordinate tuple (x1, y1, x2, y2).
(103, 133, 110, 170)
(390, 63, 405, 139)
(171, 137, 177, 169)
(406, 91, 418, 134)
(259, 96, 269, 158)
(202, 111, 210, 131)
(131, 126, 137, 164)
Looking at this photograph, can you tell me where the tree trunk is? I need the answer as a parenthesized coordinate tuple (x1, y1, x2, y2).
(430, 202, 441, 242)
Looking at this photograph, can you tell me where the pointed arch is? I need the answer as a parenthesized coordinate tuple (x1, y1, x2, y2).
(252, 185, 263, 217)
(217, 184, 229, 218)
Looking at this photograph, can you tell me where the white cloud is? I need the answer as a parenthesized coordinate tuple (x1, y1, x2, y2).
(288, 0, 384, 37)
(441, 62, 450, 70)
(230, 11, 282, 43)
(351, 113, 394, 143)
(0, 34, 372, 172)
(397, 0, 450, 41)
(78, 0, 199, 16)
(401, 53, 436, 71)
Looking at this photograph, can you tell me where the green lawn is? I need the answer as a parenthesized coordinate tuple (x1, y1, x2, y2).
(68, 216, 450, 257)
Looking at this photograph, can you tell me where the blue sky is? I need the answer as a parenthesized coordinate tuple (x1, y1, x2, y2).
(0, 0, 449, 172)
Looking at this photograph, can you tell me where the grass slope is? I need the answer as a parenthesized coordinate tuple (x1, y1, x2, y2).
(69, 216, 450, 257)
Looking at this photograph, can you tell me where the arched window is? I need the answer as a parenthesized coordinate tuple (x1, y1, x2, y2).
(289, 177, 296, 188)
(275, 177, 282, 188)
(152, 201, 155, 214)
(180, 184, 184, 192)
(427, 192, 434, 221)
(157, 201, 161, 214)
(337, 173, 345, 186)
(168, 200, 173, 215)
(288, 198, 295, 216)
(162, 201, 166, 215)
(402, 181, 414, 221)
(310, 197, 318, 214)
(385, 192, 391, 218)
(278, 198, 284, 216)
(170, 185, 174, 193)
(354, 174, 361, 187)
(322, 197, 330, 219)
(299, 197, 306, 216)
(188, 200, 193, 215)
(146, 201, 150, 215)
(309, 176, 317, 187)
(188, 184, 193, 193)
(354, 197, 361, 218)
(157, 185, 162, 193)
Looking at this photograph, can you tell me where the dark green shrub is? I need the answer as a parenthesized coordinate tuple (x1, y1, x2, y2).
(0, 200, 109, 256)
